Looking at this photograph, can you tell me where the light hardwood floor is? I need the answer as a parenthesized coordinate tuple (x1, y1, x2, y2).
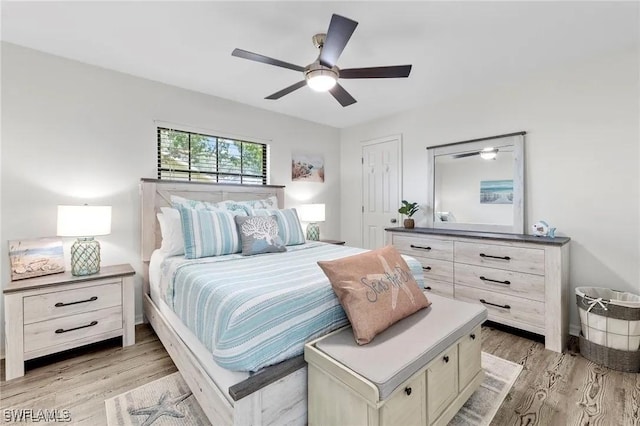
(1, 323, 638, 425)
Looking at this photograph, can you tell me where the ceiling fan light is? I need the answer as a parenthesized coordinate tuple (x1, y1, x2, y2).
(480, 147, 498, 160)
(306, 69, 337, 92)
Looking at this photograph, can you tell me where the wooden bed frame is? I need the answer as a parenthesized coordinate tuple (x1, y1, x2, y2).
(140, 178, 308, 425)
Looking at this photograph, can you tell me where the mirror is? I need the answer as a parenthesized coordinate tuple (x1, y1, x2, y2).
(426, 132, 525, 234)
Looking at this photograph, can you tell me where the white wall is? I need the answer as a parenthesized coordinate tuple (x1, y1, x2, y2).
(340, 48, 640, 333)
(0, 42, 341, 355)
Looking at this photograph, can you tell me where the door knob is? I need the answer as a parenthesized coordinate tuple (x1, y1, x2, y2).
(390, 218, 397, 223)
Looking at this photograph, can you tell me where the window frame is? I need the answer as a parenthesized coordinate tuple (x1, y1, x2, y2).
(156, 127, 268, 185)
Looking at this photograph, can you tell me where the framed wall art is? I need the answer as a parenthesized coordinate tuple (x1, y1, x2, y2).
(292, 153, 324, 182)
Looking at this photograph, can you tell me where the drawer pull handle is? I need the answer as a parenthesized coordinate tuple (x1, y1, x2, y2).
(425, 286, 432, 291)
(479, 276, 511, 285)
(410, 244, 431, 251)
(470, 333, 476, 340)
(55, 321, 98, 334)
(443, 355, 450, 363)
(479, 253, 511, 261)
(405, 387, 412, 396)
(55, 296, 98, 307)
(422, 266, 432, 271)
(480, 299, 511, 310)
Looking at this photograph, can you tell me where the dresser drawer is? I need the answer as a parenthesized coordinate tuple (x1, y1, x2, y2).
(424, 281, 454, 299)
(24, 306, 123, 354)
(23, 281, 122, 324)
(413, 256, 453, 283)
(454, 242, 544, 275)
(454, 263, 544, 302)
(427, 345, 458, 423)
(381, 373, 426, 426)
(455, 284, 545, 331)
(393, 235, 453, 261)
(458, 326, 482, 391)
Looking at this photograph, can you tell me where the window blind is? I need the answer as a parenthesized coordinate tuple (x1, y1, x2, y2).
(157, 127, 268, 184)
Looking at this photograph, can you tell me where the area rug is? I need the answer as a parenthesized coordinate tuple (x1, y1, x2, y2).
(105, 352, 521, 426)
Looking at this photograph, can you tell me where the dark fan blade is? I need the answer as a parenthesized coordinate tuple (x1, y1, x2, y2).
(319, 14, 358, 68)
(329, 83, 357, 107)
(340, 65, 412, 79)
(452, 152, 480, 159)
(232, 48, 305, 72)
(265, 80, 307, 100)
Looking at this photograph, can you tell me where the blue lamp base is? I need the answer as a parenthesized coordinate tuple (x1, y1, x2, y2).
(71, 237, 101, 276)
(306, 223, 320, 241)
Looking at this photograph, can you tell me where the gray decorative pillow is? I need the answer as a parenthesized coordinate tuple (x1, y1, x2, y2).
(235, 215, 287, 256)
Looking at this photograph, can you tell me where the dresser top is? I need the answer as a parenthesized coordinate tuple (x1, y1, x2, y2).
(4, 264, 135, 294)
(386, 227, 570, 246)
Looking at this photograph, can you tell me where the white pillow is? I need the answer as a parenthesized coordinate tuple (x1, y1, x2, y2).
(157, 207, 185, 256)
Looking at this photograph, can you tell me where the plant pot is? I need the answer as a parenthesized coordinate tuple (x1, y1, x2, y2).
(404, 218, 415, 229)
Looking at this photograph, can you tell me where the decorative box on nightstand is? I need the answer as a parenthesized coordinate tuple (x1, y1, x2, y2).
(3, 264, 135, 380)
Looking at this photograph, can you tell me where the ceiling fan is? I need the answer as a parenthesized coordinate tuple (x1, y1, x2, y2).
(231, 14, 412, 107)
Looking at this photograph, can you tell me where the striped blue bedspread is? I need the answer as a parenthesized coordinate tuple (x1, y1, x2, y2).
(160, 242, 424, 372)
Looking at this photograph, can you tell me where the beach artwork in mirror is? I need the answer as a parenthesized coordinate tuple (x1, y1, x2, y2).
(427, 132, 525, 234)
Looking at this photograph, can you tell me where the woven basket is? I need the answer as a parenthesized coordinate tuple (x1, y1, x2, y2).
(579, 334, 640, 373)
(576, 286, 640, 372)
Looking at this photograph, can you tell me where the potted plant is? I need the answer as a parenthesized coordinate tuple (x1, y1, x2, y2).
(398, 200, 419, 229)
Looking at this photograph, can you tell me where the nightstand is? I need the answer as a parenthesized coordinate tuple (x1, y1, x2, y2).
(319, 239, 346, 245)
(3, 264, 135, 380)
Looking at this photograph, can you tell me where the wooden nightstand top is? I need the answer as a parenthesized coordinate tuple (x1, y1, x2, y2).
(319, 239, 346, 245)
(4, 264, 135, 294)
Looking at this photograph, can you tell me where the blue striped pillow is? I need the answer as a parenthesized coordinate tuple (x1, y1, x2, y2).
(177, 207, 241, 258)
(251, 208, 305, 246)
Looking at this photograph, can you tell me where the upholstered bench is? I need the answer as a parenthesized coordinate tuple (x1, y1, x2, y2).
(304, 293, 488, 426)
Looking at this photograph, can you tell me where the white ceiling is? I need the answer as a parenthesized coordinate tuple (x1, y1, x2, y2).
(2, 1, 637, 128)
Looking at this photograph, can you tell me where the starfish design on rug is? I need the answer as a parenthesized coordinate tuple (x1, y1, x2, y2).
(128, 390, 192, 426)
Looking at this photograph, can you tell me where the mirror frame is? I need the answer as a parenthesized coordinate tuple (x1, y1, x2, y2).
(426, 132, 525, 234)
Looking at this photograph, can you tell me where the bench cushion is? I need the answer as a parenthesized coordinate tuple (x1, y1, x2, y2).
(314, 293, 487, 400)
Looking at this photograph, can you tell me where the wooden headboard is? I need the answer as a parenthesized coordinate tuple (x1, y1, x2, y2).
(140, 177, 285, 264)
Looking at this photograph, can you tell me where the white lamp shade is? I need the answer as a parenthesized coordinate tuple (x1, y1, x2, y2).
(57, 205, 112, 237)
(298, 204, 326, 222)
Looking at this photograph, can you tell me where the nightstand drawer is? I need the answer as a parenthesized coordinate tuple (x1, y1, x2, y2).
(23, 281, 122, 324)
(24, 306, 123, 354)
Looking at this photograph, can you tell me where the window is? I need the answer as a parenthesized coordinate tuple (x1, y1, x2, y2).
(157, 127, 268, 184)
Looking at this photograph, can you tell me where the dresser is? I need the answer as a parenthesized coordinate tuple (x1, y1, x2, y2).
(387, 228, 570, 353)
(3, 264, 136, 380)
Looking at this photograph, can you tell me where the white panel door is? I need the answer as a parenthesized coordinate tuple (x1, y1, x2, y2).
(362, 136, 401, 249)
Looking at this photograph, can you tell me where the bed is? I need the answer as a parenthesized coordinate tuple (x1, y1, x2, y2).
(140, 179, 423, 425)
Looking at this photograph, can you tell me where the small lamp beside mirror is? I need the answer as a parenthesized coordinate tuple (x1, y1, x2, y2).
(299, 204, 325, 241)
(57, 205, 112, 276)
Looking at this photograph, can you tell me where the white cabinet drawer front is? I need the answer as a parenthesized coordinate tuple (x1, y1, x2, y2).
(23, 281, 122, 324)
(455, 285, 545, 331)
(24, 306, 123, 353)
(454, 242, 544, 275)
(381, 373, 426, 426)
(427, 345, 458, 423)
(413, 256, 454, 284)
(458, 326, 482, 391)
(424, 281, 454, 299)
(454, 263, 544, 302)
(393, 235, 453, 261)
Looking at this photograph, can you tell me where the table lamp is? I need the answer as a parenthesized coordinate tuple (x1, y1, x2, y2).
(57, 205, 112, 276)
(299, 204, 325, 241)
